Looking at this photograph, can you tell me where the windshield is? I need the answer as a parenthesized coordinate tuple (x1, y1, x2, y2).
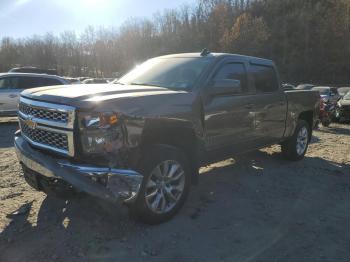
(312, 87, 330, 95)
(117, 57, 213, 90)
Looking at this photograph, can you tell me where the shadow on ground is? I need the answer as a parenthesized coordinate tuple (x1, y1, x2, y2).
(1, 148, 349, 262)
(0, 122, 18, 148)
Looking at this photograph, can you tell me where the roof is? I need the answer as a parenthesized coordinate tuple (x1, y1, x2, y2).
(0, 72, 64, 79)
(157, 52, 274, 65)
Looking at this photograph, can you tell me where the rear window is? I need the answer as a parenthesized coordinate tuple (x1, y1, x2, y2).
(251, 64, 279, 93)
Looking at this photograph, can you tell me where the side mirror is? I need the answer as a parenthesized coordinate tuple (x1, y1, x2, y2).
(209, 79, 242, 96)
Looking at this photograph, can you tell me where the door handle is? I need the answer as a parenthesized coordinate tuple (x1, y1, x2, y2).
(244, 104, 254, 109)
(8, 94, 18, 98)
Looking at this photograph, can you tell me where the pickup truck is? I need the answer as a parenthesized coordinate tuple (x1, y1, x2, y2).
(14, 52, 320, 224)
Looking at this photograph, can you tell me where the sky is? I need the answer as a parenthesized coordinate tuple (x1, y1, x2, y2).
(0, 0, 195, 39)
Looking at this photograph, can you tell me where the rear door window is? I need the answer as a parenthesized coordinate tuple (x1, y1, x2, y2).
(42, 78, 63, 86)
(214, 63, 248, 92)
(18, 76, 45, 89)
(0, 77, 20, 89)
(251, 64, 279, 93)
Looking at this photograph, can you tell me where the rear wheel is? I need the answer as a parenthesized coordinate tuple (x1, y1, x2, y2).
(282, 120, 310, 161)
(130, 145, 190, 224)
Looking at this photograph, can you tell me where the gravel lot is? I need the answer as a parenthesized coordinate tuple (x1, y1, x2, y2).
(0, 120, 349, 262)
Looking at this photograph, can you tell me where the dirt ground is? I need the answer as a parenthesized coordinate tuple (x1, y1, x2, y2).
(0, 120, 349, 262)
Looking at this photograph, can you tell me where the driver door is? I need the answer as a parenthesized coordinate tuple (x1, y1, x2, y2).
(203, 60, 256, 154)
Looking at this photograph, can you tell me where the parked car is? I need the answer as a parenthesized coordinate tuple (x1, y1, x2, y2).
(335, 91, 350, 122)
(282, 83, 296, 90)
(311, 86, 340, 104)
(15, 52, 319, 224)
(0, 73, 69, 116)
(319, 100, 336, 127)
(296, 84, 315, 90)
(337, 87, 350, 98)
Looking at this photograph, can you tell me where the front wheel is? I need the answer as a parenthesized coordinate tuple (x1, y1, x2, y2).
(281, 120, 310, 161)
(130, 145, 191, 224)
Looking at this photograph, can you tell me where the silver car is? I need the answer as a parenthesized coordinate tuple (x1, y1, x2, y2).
(0, 73, 69, 116)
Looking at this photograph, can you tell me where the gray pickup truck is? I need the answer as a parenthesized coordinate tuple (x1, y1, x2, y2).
(15, 52, 319, 224)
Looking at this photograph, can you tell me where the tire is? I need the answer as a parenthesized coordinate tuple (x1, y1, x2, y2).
(281, 120, 310, 161)
(130, 145, 191, 224)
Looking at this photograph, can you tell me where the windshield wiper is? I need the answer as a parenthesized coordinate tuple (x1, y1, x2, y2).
(113, 81, 125, 85)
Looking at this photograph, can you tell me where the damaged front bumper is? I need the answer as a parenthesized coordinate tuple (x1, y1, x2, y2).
(14, 133, 143, 204)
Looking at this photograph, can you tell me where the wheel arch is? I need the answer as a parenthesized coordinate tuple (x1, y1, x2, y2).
(140, 124, 200, 184)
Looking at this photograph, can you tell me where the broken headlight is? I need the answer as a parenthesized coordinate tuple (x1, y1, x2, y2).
(79, 112, 121, 154)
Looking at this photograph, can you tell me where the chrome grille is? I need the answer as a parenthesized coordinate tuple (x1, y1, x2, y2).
(20, 119, 68, 151)
(19, 103, 69, 123)
(18, 97, 75, 156)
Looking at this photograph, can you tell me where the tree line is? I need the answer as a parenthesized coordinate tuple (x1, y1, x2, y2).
(1, 0, 350, 85)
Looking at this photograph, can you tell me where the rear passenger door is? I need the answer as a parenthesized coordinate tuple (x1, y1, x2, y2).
(203, 59, 256, 153)
(249, 63, 287, 146)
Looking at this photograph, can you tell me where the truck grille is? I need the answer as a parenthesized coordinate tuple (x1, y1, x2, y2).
(18, 97, 75, 156)
(20, 119, 69, 151)
(19, 103, 69, 123)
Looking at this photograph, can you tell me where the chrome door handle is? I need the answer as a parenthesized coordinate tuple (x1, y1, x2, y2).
(244, 104, 253, 109)
(8, 94, 18, 98)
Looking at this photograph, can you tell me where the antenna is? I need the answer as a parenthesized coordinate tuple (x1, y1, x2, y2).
(200, 48, 210, 56)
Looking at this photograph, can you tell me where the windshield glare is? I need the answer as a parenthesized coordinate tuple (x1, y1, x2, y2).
(118, 57, 212, 90)
(344, 92, 350, 100)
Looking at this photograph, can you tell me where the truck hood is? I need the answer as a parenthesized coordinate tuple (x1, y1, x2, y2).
(21, 84, 188, 108)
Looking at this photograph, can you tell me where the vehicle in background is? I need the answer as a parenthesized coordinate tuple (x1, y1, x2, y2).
(282, 83, 295, 90)
(15, 52, 320, 224)
(64, 77, 81, 84)
(319, 100, 336, 127)
(78, 77, 90, 82)
(337, 87, 350, 98)
(9, 67, 58, 76)
(295, 84, 315, 90)
(335, 91, 350, 122)
(82, 78, 109, 84)
(311, 86, 340, 104)
(0, 73, 69, 116)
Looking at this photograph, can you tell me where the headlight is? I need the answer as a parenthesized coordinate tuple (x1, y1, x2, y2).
(79, 112, 121, 154)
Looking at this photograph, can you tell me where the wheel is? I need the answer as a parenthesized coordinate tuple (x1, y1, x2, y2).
(130, 145, 191, 224)
(281, 120, 310, 161)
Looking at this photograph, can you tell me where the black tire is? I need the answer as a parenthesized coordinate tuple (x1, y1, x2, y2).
(130, 145, 191, 224)
(281, 120, 310, 161)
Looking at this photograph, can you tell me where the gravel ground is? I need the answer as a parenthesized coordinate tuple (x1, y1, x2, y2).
(0, 121, 349, 262)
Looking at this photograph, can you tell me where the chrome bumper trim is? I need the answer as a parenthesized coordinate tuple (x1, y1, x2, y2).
(15, 134, 143, 203)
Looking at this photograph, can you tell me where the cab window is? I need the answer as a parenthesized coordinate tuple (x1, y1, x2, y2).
(214, 63, 248, 92)
(251, 64, 279, 93)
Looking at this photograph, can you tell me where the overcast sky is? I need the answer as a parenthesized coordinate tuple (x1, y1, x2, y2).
(0, 0, 195, 39)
